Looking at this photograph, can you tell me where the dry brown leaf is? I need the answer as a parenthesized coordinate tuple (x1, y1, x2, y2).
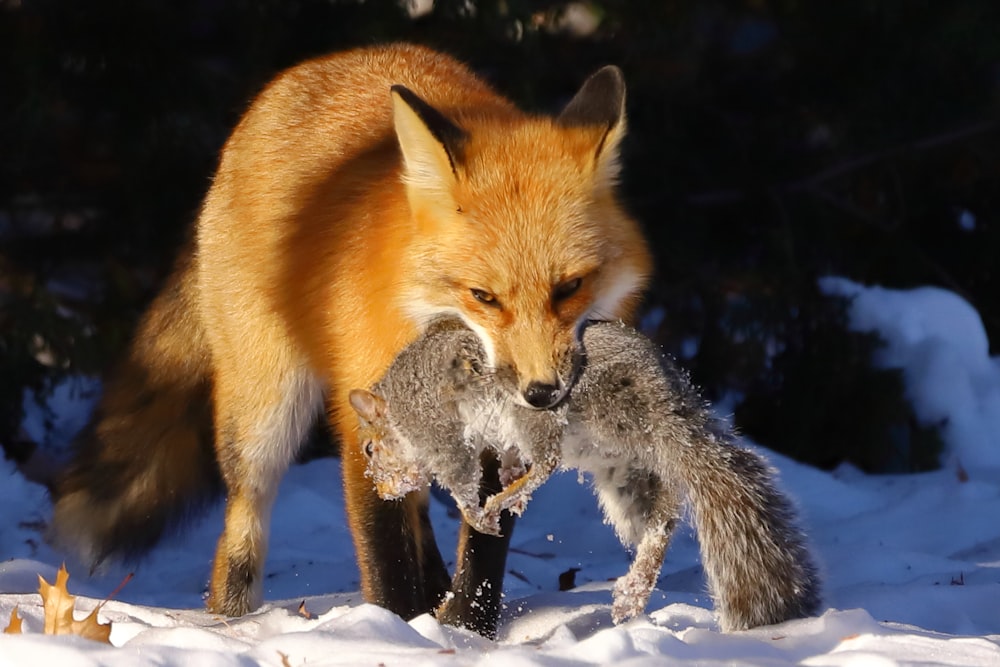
(4, 607, 22, 634)
(37, 564, 112, 643)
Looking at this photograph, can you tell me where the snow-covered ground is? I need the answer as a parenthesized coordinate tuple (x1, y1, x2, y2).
(2, 278, 1000, 665)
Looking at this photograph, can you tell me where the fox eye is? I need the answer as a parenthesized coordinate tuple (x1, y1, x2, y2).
(471, 288, 499, 307)
(363, 440, 375, 458)
(553, 277, 582, 302)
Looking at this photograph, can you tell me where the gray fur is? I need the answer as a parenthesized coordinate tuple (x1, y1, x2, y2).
(351, 318, 822, 631)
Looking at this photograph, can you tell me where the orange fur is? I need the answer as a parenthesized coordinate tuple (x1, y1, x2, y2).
(50, 43, 651, 635)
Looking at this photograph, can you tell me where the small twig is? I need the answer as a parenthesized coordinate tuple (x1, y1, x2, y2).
(799, 183, 884, 228)
(790, 120, 997, 193)
(508, 546, 556, 560)
(685, 120, 998, 207)
(101, 572, 134, 607)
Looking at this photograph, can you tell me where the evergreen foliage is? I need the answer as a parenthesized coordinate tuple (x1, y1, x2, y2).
(4, 1, 996, 472)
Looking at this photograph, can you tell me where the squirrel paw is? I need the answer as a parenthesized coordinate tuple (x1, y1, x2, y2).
(504, 495, 528, 517)
(611, 573, 652, 624)
(498, 462, 527, 488)
(461, 507, 503, 537)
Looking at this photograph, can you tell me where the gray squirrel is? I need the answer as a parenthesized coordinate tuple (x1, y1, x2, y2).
(348, 318, 821, 630)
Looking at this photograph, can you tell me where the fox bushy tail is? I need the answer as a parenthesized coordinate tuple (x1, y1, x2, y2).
(678, 422, 821, 631)
(49, 250, 223, 566)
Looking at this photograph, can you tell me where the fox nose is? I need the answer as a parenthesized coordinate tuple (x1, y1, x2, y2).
(523, 382, 562, 409)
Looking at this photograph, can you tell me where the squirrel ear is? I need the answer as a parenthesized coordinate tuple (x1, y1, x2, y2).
(391, 85, 467, 197)
(557, 66, 627, 184)
(349, 389, 385, 422)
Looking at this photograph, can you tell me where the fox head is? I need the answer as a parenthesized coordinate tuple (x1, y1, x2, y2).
(391, 66, 652, 409)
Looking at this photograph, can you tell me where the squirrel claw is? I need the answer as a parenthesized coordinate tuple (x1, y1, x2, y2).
(461, 507, 503, 537)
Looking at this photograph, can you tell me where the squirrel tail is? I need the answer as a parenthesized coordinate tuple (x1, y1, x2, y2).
(677, 422, 822, 631)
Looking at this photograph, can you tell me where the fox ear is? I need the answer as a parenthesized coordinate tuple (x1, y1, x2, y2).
(349, 389, 386, 423)
(557, 66, 627, 183)
(391, 85, 467, 198)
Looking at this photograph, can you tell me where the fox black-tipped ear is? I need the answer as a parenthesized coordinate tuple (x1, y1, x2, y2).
(558, 66, 627, 182)
(349, 389, 385, 423)
(391, 85, 467, 195)
(558, 65, 626, 130)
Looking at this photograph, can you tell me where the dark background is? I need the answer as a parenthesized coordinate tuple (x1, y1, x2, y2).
(3, 0, 999, 474)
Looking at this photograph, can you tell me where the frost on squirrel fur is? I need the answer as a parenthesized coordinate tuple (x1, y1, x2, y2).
(349, 318, 822, 631)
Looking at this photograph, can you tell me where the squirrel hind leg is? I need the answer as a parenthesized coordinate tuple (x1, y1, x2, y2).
(609, 488, 681, 624)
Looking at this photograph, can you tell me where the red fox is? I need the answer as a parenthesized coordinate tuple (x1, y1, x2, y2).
(350, 318, 821, 630)
(48, 43, 652, 637)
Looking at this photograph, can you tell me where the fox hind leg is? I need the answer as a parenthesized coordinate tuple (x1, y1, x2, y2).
(207, 365, 322, 616)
